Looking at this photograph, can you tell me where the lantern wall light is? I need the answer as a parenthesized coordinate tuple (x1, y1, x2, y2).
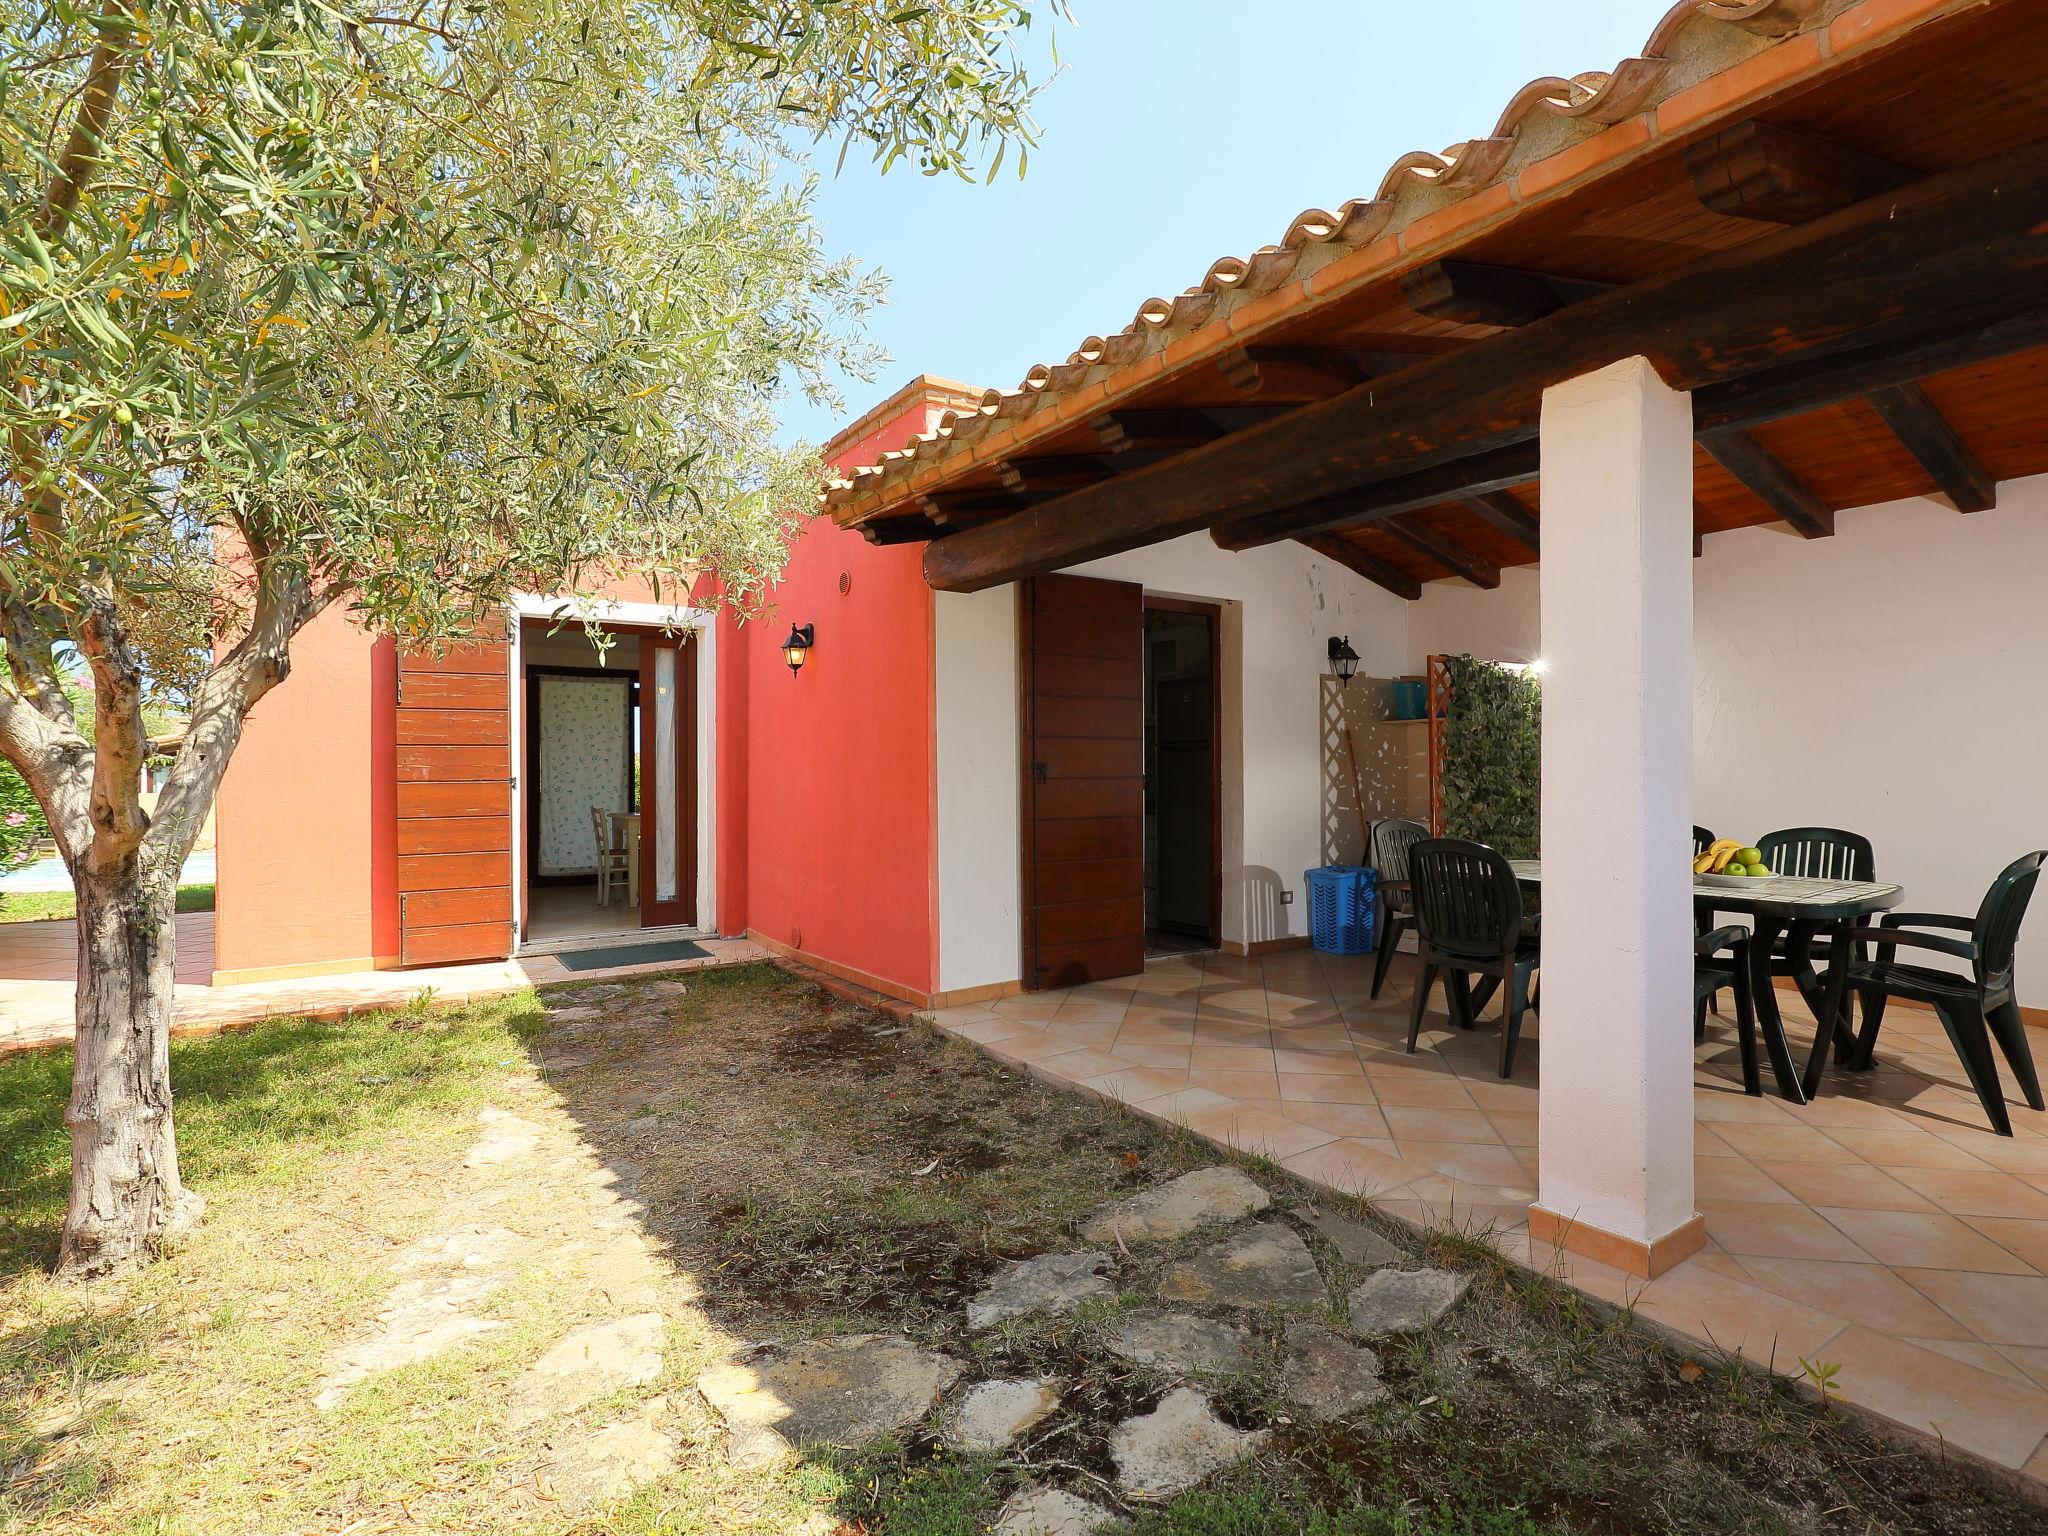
(1326, 635, 1361, 688)
(782, 622, 814, 676)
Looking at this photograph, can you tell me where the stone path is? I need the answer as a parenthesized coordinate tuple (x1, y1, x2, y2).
(685, 1160, 1467, 1521)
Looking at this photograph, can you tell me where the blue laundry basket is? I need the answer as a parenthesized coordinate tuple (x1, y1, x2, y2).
(1305, 865, 1377, 956)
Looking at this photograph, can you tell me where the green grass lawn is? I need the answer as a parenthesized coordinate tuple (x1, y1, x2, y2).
(2, 968, 2040, 1536)
(0, 881, 215, 925)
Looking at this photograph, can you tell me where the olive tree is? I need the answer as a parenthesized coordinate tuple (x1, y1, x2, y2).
(0, 0, 1055, 1277)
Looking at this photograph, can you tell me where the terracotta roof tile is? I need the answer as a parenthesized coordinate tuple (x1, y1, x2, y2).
(820, 0, 1969, 527)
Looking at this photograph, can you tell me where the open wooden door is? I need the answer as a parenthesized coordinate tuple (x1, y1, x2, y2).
(396, 634, 513, 964)
(637, 630, 698, 929)
(1020, 574, 1145, 989)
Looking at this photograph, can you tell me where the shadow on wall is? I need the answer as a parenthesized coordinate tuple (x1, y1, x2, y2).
(1321, 676, 1426, 866)
(1238, 866, 1292, 945)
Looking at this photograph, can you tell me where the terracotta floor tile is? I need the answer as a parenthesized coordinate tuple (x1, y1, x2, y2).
(1119, 1007, 1200, 1033)
(1693, 1157, 1798, 1205)
(1382, 1105, 1503, 1146)
(1271, 1047, 1365, 1077)
(1131, 1087, 1247, 1124)
(1710, 1122, 1850, 1162)
(1402, 1140, 1533, 1194)
(1191, 1021, 1274, 1048)
(1175, 1102, 1337, 1162)
(1362, 1073, 1478, 1108)
(938, 1014, 1046, 1046)
(1190, 1042, 1277, 1073)
(1080, 1064, 1190, 1106)
(1052, 1000, 1132, 1028)
(1462, 1080, 1539, 1112)
(990, 1028, 1114, 1065)
(1907, 1337, 2041, 1388)
(1630, 1257, 1847, 1365)
(1959, 1216, 2048, 1274)
(1185, 1068, 1283, 1102)
(1484, 1110, 1541, 1148)
(1280, 1137, 1421, 1197)
(990, 994, 1066, 1021)
(1820, 1326, 2048, 1470)
(1277, 1071, 1378, 1105)
(1107, 1035, 1194, 1070)
(1692, 1089, 1800, 1125)
(1813, 1208, 2034, 1275)
(1749, 1159, 1935, 1213)
(1821, 1127, 1993, 1171)
(1734, 1256, 1973, 1341)
(1002, 1043, 1124, 1082)
(1896, 1269, 2048, 1348)
(1035, 1018, 1124, 1050)
(2000, 1345, 2048, 1393)
(1699, 1201, 1873, 1263)
(1940, 1133, 2048, 1180)
(1281, 1102, 1393, 1140)
(1886, 1166, 2048, 1219)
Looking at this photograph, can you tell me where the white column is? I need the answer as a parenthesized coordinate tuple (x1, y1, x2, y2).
(1532, 356, 1700, 1276)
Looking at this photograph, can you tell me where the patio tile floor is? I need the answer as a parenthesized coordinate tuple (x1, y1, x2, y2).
(929, 946, 2048, 1481)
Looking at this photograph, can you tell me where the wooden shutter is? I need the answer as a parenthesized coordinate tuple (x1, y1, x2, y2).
(1020, 574, 1145, 989)
(396, 635, 513, 964)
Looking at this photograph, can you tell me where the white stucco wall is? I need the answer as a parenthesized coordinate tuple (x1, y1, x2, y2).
(1407, 473, 2048, 1006)
(930, 533, 1411, 986)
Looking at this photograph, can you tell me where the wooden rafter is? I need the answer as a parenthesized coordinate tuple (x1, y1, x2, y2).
(1867, 382, 1997, 512)
(1700, 430, 1835, 538)
(1210, 443, 1539, 552)
(1377, 518, 1502, 589)
(1299, 534, 1421, 600)
(1459, 492, 1540, 553)
(921, 138, 2048, 592)
(1401, 260, 1610, 328)
(1685, 119, 1916, 226)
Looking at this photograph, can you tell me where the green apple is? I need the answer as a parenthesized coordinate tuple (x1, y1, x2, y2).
(1737, 847, 1764, 866)
(1723, 862, 1747, 877)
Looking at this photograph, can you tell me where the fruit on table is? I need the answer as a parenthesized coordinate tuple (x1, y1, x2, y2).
(1692, 838, 1774, 877)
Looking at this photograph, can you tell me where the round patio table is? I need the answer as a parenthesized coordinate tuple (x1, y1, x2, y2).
(1506, 859, 1903, 1103)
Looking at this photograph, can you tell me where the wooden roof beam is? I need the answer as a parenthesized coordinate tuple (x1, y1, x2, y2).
(1867, 382, 1997, 512)
(1377, 518, 1501, 588)
(1300, 534, 1421, 600)
(1460, 492, 1540, 553)
(994, 454, 1116, 496)
(1686, 119, 1916, 226)
(1401, 261, 1610, 328)
(924, 138, 2048, 592)
(1210, 442, 1539, 552)
(1217, 345, 1427, 398)
(1701, 430, 1835, 538)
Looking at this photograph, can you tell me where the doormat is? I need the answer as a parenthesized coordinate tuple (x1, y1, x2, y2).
(555, 938, 711, 972)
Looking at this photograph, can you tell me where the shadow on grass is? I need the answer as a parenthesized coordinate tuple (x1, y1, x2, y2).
(0, 992, 548, 1526)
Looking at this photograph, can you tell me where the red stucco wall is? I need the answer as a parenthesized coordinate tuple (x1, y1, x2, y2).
(715, 380, 978, 997)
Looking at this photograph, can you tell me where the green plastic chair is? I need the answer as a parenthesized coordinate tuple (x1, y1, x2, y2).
(1843, 851, 2046, 1137)
(1369, 817, 1429, 1001)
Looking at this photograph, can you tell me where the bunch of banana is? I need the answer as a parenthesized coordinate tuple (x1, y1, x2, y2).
(1693, 839, 1744, 875)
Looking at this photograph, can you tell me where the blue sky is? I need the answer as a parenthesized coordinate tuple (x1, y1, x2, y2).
(780, 0, 1667, 447)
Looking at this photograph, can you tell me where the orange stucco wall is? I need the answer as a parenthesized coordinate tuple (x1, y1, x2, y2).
(214, 605, 389, 983)
(214, 385, 964, 994)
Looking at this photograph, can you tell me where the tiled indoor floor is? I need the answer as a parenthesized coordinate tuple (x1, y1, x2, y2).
(931, 947, 2048, 1483)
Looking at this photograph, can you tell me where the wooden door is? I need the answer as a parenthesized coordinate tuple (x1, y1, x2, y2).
(396, 635, 513, 964)
(1020, 574, 1145, 989)
(637, 631, 698, 929)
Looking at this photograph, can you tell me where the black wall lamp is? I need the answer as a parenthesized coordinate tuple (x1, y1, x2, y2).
(1327, 635, 1360, 687)
(781, 622, 814, 676)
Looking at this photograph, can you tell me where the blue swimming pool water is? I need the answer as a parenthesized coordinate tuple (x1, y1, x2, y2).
(0, 847, 215, 894)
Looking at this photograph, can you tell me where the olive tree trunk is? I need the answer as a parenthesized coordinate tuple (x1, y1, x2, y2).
(60, 863, 203, 1276)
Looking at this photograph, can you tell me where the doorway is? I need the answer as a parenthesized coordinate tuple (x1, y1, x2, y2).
(517, 620, 698, 947)
(1143, 600, 1220, 956)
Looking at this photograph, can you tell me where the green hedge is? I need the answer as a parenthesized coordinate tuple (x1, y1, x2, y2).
(1439, 654, 1541, 857)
